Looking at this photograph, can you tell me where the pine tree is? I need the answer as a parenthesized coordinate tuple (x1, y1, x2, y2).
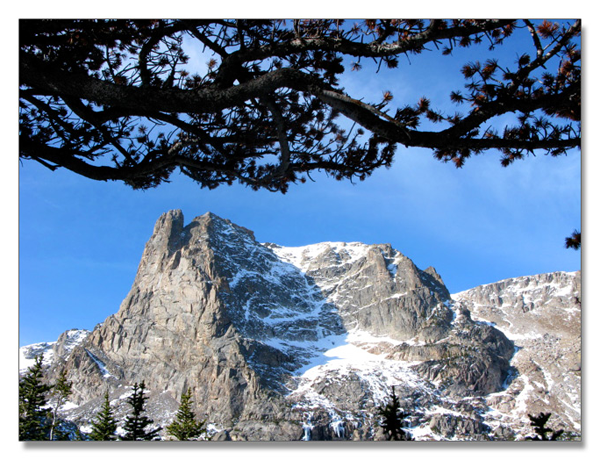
(19, 355, 52, 440)
(166, 389, 206, 441)
(377, 387, 411, 441)
(48, 369, 73, 440)
(90, 391, 118, 441)
(120, 381, 161, 441)
(526, 413, 564, 441)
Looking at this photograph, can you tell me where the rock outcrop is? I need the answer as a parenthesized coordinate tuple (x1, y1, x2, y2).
(21, 211, 581, 441)
(452, 272, 581, 438)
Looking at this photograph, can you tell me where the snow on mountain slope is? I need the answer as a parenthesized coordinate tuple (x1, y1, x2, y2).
(20, 341, 55, 371)
(20, 329, 90, 372)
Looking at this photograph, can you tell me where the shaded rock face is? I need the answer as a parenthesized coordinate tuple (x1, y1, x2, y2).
(27, 211, 580, 441)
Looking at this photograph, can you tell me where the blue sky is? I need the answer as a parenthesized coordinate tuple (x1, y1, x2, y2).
(17, 20, 582, 347)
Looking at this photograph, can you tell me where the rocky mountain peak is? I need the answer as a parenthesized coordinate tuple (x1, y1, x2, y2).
(22, 211, 581, 441)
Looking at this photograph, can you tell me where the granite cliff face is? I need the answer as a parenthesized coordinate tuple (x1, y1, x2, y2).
(22, 211, 581, 441)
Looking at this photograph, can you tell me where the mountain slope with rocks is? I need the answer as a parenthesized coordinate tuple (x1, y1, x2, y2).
(20, 211, 581, 441)
(451, 271, 581, 438)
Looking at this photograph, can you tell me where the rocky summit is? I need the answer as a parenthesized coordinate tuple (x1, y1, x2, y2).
(20, 211, 581, 441)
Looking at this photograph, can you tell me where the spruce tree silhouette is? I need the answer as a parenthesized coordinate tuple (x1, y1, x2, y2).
(90, 391, 118, 441)
(377, 387, 411, 441)
(19, 355, 52, 440)
(120, 381, 161, 441)
(526, 413, 564, 440)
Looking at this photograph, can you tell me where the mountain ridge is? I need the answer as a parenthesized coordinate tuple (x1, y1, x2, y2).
(20, 210, 581, 441)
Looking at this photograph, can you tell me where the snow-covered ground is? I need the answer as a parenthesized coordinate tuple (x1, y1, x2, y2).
(289, 329, 425, 405)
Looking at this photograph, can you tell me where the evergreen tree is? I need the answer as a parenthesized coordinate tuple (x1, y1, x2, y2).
(19, 355, 52, 440)
(90, 391, 118, 441)
(120, 381, 161, 441)
(166, 389, 206, 440)
(48, 369, 73, 440)
(526, 413, 564, 441)
(377, 387, 411, 441)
